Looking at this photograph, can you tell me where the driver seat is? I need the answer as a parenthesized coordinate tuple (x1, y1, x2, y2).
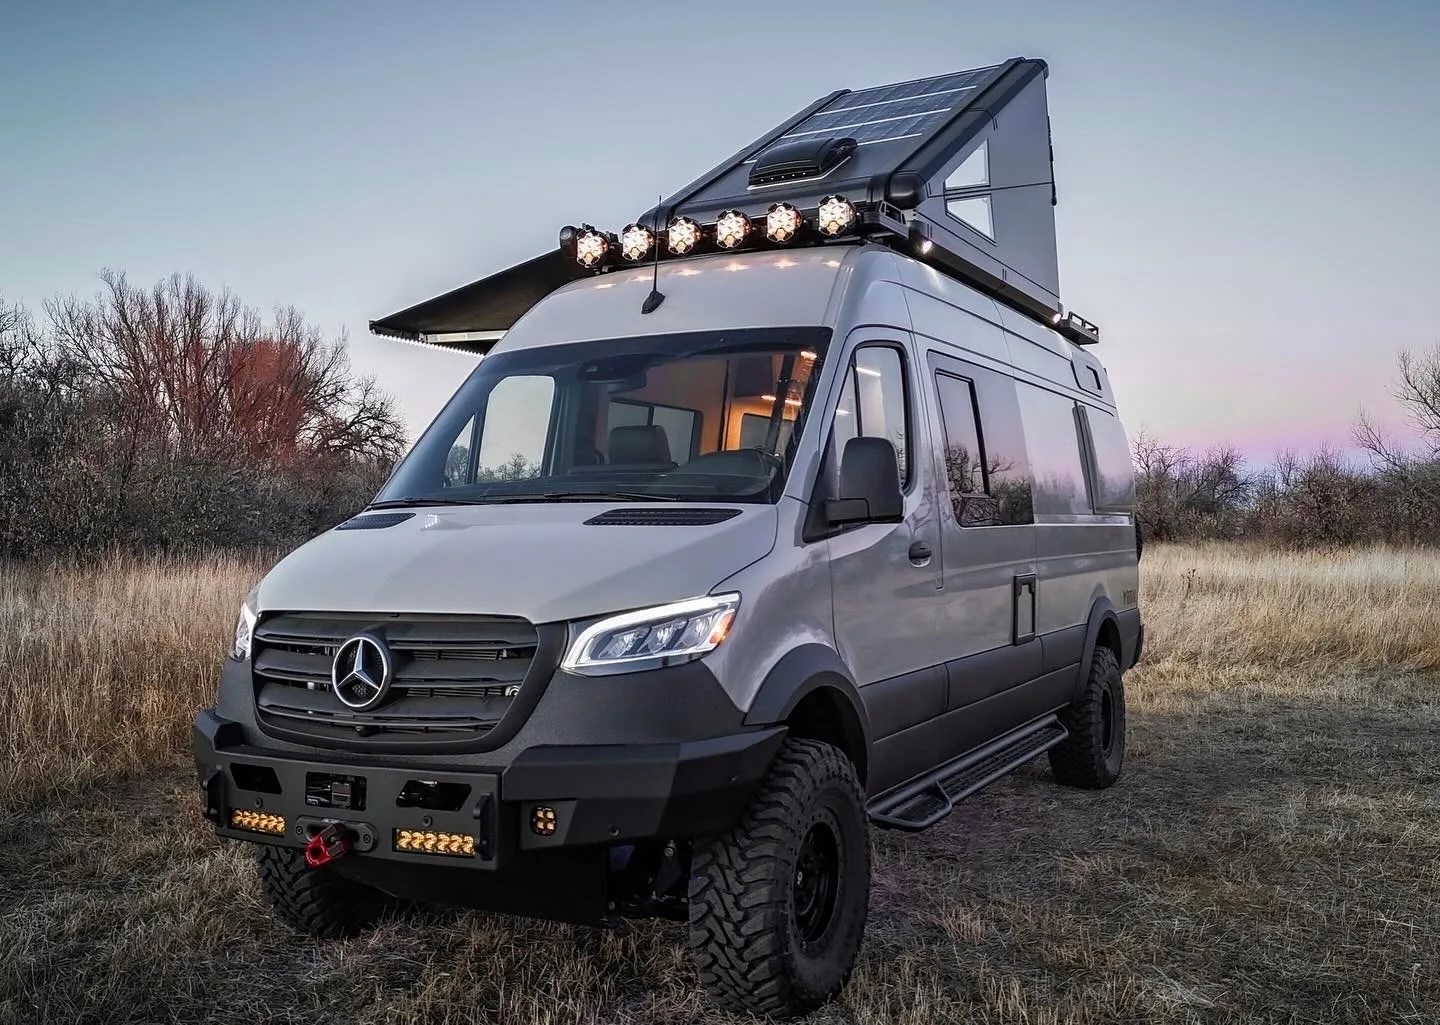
(608, 425, 674, 467)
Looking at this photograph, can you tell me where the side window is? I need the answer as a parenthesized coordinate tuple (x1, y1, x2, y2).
(476, 375, 554, 480)
(851, 346, 910, 487)
(1082, 406, 1135, 511)
(935, 372, 986, 496)
(442, 415, 476, 488)
(1015, 383, 1090, 515)
(934, 368, 1035, 526)
(607, 399, 700, 462)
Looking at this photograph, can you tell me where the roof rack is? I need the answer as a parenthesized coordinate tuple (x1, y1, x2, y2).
(370, 57, 1100, 350)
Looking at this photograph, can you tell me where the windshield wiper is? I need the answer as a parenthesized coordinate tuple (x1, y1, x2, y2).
(367, 497, 488, 509)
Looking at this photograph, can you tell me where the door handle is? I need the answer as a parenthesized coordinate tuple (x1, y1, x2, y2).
(908, 540, 932, 563)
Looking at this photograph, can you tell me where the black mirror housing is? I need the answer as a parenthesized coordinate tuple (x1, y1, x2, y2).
(826, 436, 903, 526)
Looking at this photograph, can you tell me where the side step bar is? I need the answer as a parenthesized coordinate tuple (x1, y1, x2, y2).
(868, 716, 1068, 832)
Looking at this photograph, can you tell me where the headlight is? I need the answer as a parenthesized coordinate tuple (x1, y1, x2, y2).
(561, 594, 740, 675)
(232, 595, 258, 661)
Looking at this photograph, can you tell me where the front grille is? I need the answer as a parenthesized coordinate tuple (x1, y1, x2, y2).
(252, 612, 538, 746)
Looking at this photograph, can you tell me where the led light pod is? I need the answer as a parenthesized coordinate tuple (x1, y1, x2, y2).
(766, 202, 803, 243)
(574, 225, 610, 269)
(667, 216, 702, 255)
(817, 195, 857, 237)
(620, 223, 655, 262)
(714, 209, 752, 250)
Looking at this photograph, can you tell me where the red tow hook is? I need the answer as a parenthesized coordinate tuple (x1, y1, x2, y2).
(304, 823, 354, 868)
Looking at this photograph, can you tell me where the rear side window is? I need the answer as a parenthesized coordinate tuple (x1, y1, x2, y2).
(1082, 406, 1135, 511)
(931, 358, 1033, 526)
(1015, 383, 1090, 515)
(935, 373, 985, 494)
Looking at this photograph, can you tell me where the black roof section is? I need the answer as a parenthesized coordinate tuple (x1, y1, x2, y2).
(371, 57, 1072, 349)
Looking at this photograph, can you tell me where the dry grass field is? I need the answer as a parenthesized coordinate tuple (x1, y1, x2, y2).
(2, 545, 1438, 1024)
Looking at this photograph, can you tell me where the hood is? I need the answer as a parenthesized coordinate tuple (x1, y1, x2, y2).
(255, 503, 778, 624)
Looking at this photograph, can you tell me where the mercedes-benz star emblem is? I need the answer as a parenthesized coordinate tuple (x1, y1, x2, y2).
(331, 634, 393, 711)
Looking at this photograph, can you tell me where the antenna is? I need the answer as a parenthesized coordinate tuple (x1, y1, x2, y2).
(641, 193, 666, 315)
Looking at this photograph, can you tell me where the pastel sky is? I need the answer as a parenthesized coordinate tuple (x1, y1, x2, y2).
(3, 1, 1437, 462)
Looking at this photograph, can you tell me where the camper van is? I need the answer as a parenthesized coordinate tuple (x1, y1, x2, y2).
(195, 58, 1142, 1017)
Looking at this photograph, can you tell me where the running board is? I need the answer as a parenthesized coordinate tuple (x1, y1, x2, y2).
(868, 716, 1069, 832)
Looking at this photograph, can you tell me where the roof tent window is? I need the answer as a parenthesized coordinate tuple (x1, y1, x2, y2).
(946, 196, 995, 240)
(944, 141, 989, 190)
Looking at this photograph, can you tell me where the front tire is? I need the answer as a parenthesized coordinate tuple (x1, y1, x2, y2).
(1049, 645, 1126, 788)
(689, 738, 870, 1018)
(255, 845, 397, 939)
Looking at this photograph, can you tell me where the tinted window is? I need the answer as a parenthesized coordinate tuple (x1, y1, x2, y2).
(1083, 406, 1135, 511)
(935, 373, 985, 495)
(1016, 383, 1089, 515)
(969, 368, 1033, 525)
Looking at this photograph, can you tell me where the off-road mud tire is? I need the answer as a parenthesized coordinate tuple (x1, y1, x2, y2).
(255, 845, 397, 939)
(1050, 644, 1126, 789)
(688, 737, 870, 1019)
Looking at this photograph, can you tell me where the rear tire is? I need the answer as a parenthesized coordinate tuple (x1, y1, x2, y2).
(689, 738, 870, 1019)
(1049, 645, 1126, 789)
(255, 845, 397, 939)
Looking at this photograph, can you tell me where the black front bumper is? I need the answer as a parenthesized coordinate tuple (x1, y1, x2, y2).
(194, 709, 784, 871)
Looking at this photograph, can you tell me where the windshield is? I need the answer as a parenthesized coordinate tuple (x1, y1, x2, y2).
(377, 327, 832, 506)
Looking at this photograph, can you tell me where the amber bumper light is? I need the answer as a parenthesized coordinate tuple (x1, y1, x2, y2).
(531, 805, 558, 836)
(394, 829, 476, 857)
(230, 809, 286, 835)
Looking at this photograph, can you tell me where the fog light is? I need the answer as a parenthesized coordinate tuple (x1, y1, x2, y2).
(574, 225, 610, 269)
(620, 223, 654, 262)
(667, 216, 701, 255)
(766, 202, 803, 243)
(531, 805, 558, 836)
(394, 829, 476, 857)
(817, 194, 856, 236)
(714, 209, 752, 250)
(230, 809, 286, 835)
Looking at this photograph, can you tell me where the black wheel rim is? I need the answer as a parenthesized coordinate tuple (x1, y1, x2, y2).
(793, 821, 840, 945)
(1100, 685, 1116, 754)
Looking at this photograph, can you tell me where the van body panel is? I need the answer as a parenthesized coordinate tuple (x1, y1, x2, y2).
(1033, 525, 1140, 636)
(253, 503, 778, 625)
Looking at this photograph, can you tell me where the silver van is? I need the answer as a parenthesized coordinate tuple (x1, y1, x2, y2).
(195, 58, 1142, 1017)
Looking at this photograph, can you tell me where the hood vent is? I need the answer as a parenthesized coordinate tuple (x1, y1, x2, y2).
(336, 512, 416, 531)
(584, 508, 742, 527)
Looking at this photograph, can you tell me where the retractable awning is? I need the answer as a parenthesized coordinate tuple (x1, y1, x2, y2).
(367, 250, 570, 353)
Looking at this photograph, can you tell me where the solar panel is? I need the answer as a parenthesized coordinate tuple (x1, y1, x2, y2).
(777, 66, 1000, 149)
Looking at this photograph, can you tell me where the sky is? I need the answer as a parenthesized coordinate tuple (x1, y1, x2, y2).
(3, 0, 1438, 462)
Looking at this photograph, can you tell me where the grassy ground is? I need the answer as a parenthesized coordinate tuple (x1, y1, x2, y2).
(2, 545, 1438, 1023)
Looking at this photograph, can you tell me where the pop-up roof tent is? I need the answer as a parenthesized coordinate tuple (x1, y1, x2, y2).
(369, 57, 1098, 354)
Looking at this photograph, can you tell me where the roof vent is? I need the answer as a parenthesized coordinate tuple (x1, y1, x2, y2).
(335, 512, 416, 530)
(584, 508, 742, 526)
(748, 136, 856, 188)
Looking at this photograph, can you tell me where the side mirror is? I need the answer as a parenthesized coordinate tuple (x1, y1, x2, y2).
(826, 436, 904, 526)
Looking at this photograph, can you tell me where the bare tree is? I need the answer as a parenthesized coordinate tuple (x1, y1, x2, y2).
(47, 271, 404, 463)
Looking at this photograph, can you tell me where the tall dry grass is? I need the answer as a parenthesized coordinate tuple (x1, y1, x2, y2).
(1135, 543, 1440, 712)
(1, 543, 1436, 804)
(0, 552, 266, 803)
